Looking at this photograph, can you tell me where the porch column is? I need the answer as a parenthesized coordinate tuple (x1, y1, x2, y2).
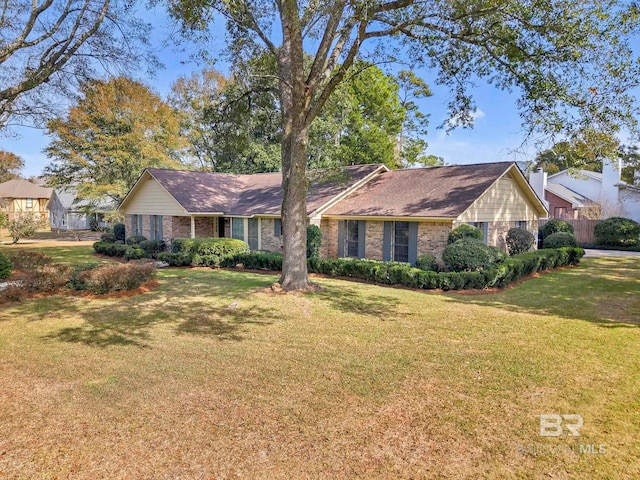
(190, 215, 196, 239)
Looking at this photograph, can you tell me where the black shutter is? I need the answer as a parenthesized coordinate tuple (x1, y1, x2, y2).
(358, 220, 366, 258)
(408, 222, 418, 265)
(383, 221, 392, 261)
(337, 220, 345, 257)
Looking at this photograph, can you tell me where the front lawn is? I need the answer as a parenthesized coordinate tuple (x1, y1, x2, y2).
(0, 247, 638, 479)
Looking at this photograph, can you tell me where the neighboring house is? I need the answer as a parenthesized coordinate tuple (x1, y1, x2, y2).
(529, 159, 640, 222)
(0, 178, 52, 224)
(49, 189, 113, 230)
(119, 162, 547, 263)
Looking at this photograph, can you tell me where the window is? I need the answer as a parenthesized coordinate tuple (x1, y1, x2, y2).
(345, 220, 360, 257)
(231, 217, 261, 250)
(25, 198, 33, 208)
(338, 220, 365, 258)
(150, 215, 163, 240)
(132, 215, 143, 236)
(248, 218, 259, 251)
(554, 207, 568, 219)
(232, 217, 245, 240)
(468, 222, 488, 243)
(515, 220, 528, 230)
(392, 221, 410, 262)
(383, 221, 417, 264)
(274, 219, 282, 236)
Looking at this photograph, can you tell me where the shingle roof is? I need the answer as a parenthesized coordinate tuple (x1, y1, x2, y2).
(545, 183, 591, 208)
(324, 162, 514, 218)
(145, 164, 384, 216)
(0, 179, 53, 199)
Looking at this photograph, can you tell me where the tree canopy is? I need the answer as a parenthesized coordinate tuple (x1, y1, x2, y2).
(170, 61, 432, 172)
(167, 0, 640, 290)
(45, 77, 187, 205)
(0, 0, 156, 130)
(0, 151, 24, 183)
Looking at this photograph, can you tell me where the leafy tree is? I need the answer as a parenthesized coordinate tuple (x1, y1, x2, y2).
(0, 0, 156, 129)
(168, 0, 640, 290)
(396, 70, 433, 166)
(45, 77, 188, 205)
(8, 214, 45, 244)
(0, 151, 24, 183)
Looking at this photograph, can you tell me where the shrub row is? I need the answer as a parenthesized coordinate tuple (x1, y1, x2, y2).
(0, 251, 12, 280)
(222, 247, 584, 291)
(70, 262, 156, 295)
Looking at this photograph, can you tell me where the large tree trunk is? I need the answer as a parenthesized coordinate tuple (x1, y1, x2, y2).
(277, 0, 313, 291)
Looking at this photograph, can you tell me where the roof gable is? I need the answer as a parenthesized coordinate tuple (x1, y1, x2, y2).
(324, 162, 518, 218)
(0, 179, 53, 199)
(121, 164, 386, 216)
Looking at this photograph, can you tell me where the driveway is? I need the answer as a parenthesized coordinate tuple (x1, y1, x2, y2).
(583, 249, 640, 258)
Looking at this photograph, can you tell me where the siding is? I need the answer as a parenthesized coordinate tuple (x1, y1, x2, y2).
(122, 177, 185, 215)
(457, 174, 539, 224)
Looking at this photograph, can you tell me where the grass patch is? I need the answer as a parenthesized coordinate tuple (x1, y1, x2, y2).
(0, 246, 638, 478)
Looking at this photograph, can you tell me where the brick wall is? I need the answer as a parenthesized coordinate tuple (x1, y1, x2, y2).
(365, 221, 384, 260)
(417, 222, 451, 260)
(171, 216, 191, 238)
(194, 217, 214, 237)
(320, 218, 338, 258)
(260, 218, 284, 252)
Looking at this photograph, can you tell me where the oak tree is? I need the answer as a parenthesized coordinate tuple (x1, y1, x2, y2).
(0, 151, 24, 183)
(45, 77, 187, 205)
(168, 0, 640, 290)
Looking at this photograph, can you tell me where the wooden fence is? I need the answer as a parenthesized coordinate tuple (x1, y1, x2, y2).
(539, 219, 601, 245)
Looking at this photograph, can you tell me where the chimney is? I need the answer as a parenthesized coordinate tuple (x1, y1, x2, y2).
(601, 158, 621, 208)
(529, 168, 549, 210)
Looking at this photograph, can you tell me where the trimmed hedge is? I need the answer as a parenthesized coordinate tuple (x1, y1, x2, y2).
(539, 219, 574, 241)
(506, 227, 535, 255)
(442, 238, 505, 272)
(93, 240, 128, 257)
(594, 217, 640, 246)
(223, 247, 584, 291)
(543, 232, 578, 249)
(415, 253, 438, 272)
(171, 237, 250, 257)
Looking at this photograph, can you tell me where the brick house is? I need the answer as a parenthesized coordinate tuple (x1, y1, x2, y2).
(118, 162, 547, 264)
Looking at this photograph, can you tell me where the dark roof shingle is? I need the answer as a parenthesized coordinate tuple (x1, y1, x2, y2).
(324, 162, 514, 218)
(146, 164, 384, 215)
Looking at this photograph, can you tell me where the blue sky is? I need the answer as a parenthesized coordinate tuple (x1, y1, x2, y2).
(3, 8, 540, 178)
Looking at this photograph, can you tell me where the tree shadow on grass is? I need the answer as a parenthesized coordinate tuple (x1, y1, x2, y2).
(448, 258, 640, 328)
(175, 305, 276, 341)
(309, 284, 404, 319)
(43, 297, 279, 347)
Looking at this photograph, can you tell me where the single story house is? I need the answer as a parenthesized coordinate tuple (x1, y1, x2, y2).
(49, 188, 113, 231)
(0, 178, 52, 224)
(529, 159, 640, 222)
(119, 162, 548, 263)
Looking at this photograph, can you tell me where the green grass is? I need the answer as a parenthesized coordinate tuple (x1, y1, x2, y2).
(0, 240, 113, 265)
(0, 246, 639, 479)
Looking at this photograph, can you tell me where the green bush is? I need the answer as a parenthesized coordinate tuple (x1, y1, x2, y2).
(126, 235, 147, 245)
(506, 227, 535, 255)
(594, 217, 640, 246)
(157, 251, 192, 266)
(442, 238, 503, 272)
(93, 240, 128, 257)
(543, 232, 578, 249)
(447, 224, 483, 244)
(124, 247, 146, 260)
(539, 219, 574, 241)
(4, 250, 51, 271)
(73, 263, 156, 294)
(139, 240, 165, 259)
(222, 251, 283, 270)
(306, 224, 322, 259)
(171, 237, 250, 266)
(415, 253, 438, 272)
(100, 232, 116, 243)
(113, 223, 126, 242)
(0, 252, 12, 279)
